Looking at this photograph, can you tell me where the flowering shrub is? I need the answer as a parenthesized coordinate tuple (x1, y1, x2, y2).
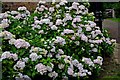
(0, 0, 116, 80)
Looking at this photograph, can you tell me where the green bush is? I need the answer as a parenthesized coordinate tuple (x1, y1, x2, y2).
(0, 1, 116, 80)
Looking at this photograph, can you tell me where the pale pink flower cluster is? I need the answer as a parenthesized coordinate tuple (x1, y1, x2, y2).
(0, 13, 8, 19)
(92, 48, 98, 52)
(22, 57, 29, 63)
(49, 7, 55, 12)
(18, 6, 27, 11)
(63, 29, 74, 34)
(63, 13, 72, 22)
(93, 56, 103, 65)
(30, 46, 42, 53)
(41, 19, 50, 24)
(0, 19, 9, 28)
(73, 16, 82, 23)
(31, 18, 51, 30)
(81, 34, 88, 42)
(86, 25, 92, 31)
(1, 51, 18, 61)
(10, 11, 19, 15)
(69, 2, 88, 15)
(61, 56, 92, 77)
(89, 39, 103, 44)
(56, 19, 63, 25)
(111, 39, 116, 43)
(48, 71, 58, 79)
(31, 20, 41, 30)
(1, 31, 15, 39)
(58, 63, 65, 69)
(59, 0, 68, 5)
(15, 73, 31, 80)
(29, 53, 40, 61)
(9, 6, 30, 19)
(82, 56, 103, 66)
(51, 25, 58, 30)
(91, 31, 98, 38)
(88, 21, 96, 27)
(54, 36, 66, 46)
(71, 2, 79, 10)
(14, 61, 25, 70)
(82, 57, 94, 67)
(58, 49, 64, 54)
(36, 5, 48, 12)
(14, 39, 30, 49)
(35, 63, 47, 75)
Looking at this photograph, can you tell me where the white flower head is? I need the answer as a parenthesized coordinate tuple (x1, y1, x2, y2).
(73, 17, 81, 23)
(22, 57, 29, 63)
(11, 53, 18, 61)
(63, 29, 74, 34)
(14, 39, 30, 49)
(63, 13, 72, 21)
(47, 66, 53, 72)
(81, 34, 88, 42)
(38, 30, 44, 34)
(58, 64, 65, 69)
(72, 59, 79, 67)
(59, 0, 67, 5)
(82, 57, 94, 67)
(80, 73, 87, 77)
(11, 11, 19, 15)
(56, 4, 60, 8)
(54, 36, 66, 46)
(2, 31, 14, 39)
(56, 19, 62, 25)
(39, 0, 46, 4)
(92, 48, 98, 52)
(1, 51, 11, 60)
(18, 6, 27, 11)
(41, 49, 48, 55)
(86, 26, 92, 31)
(50, 46, 56, 52)
(79, 5, 85, 10)
(29, 53, 39, 61)
(58, 49, 64, 54)
(14, 61, 25, 70)
(49, 7, 55, 12)
(15, 73, 31, 80)
(51, 25, 58, 30)
(67, 67, 74, 75)
(41, 19, 50, 24)
(35, 63, 47, 75)
(88, 71, 92, 75)
(74, 41, 80, 45)
(72, 2, 79, 10)
(111, 39, 116, 43)
(9, 38, 16, 45)
(93, 56, 103, 65)
(48, 71, 58, 79)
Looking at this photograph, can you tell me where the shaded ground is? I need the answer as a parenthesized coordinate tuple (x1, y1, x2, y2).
(98, 19, 120, 79)
(99, 56, 120, 79)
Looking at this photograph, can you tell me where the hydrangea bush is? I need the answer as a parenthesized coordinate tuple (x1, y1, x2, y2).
(0, 0, 116, 80)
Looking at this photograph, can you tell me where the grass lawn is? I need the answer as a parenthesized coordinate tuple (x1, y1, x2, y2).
(107, 18, 120, 22)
